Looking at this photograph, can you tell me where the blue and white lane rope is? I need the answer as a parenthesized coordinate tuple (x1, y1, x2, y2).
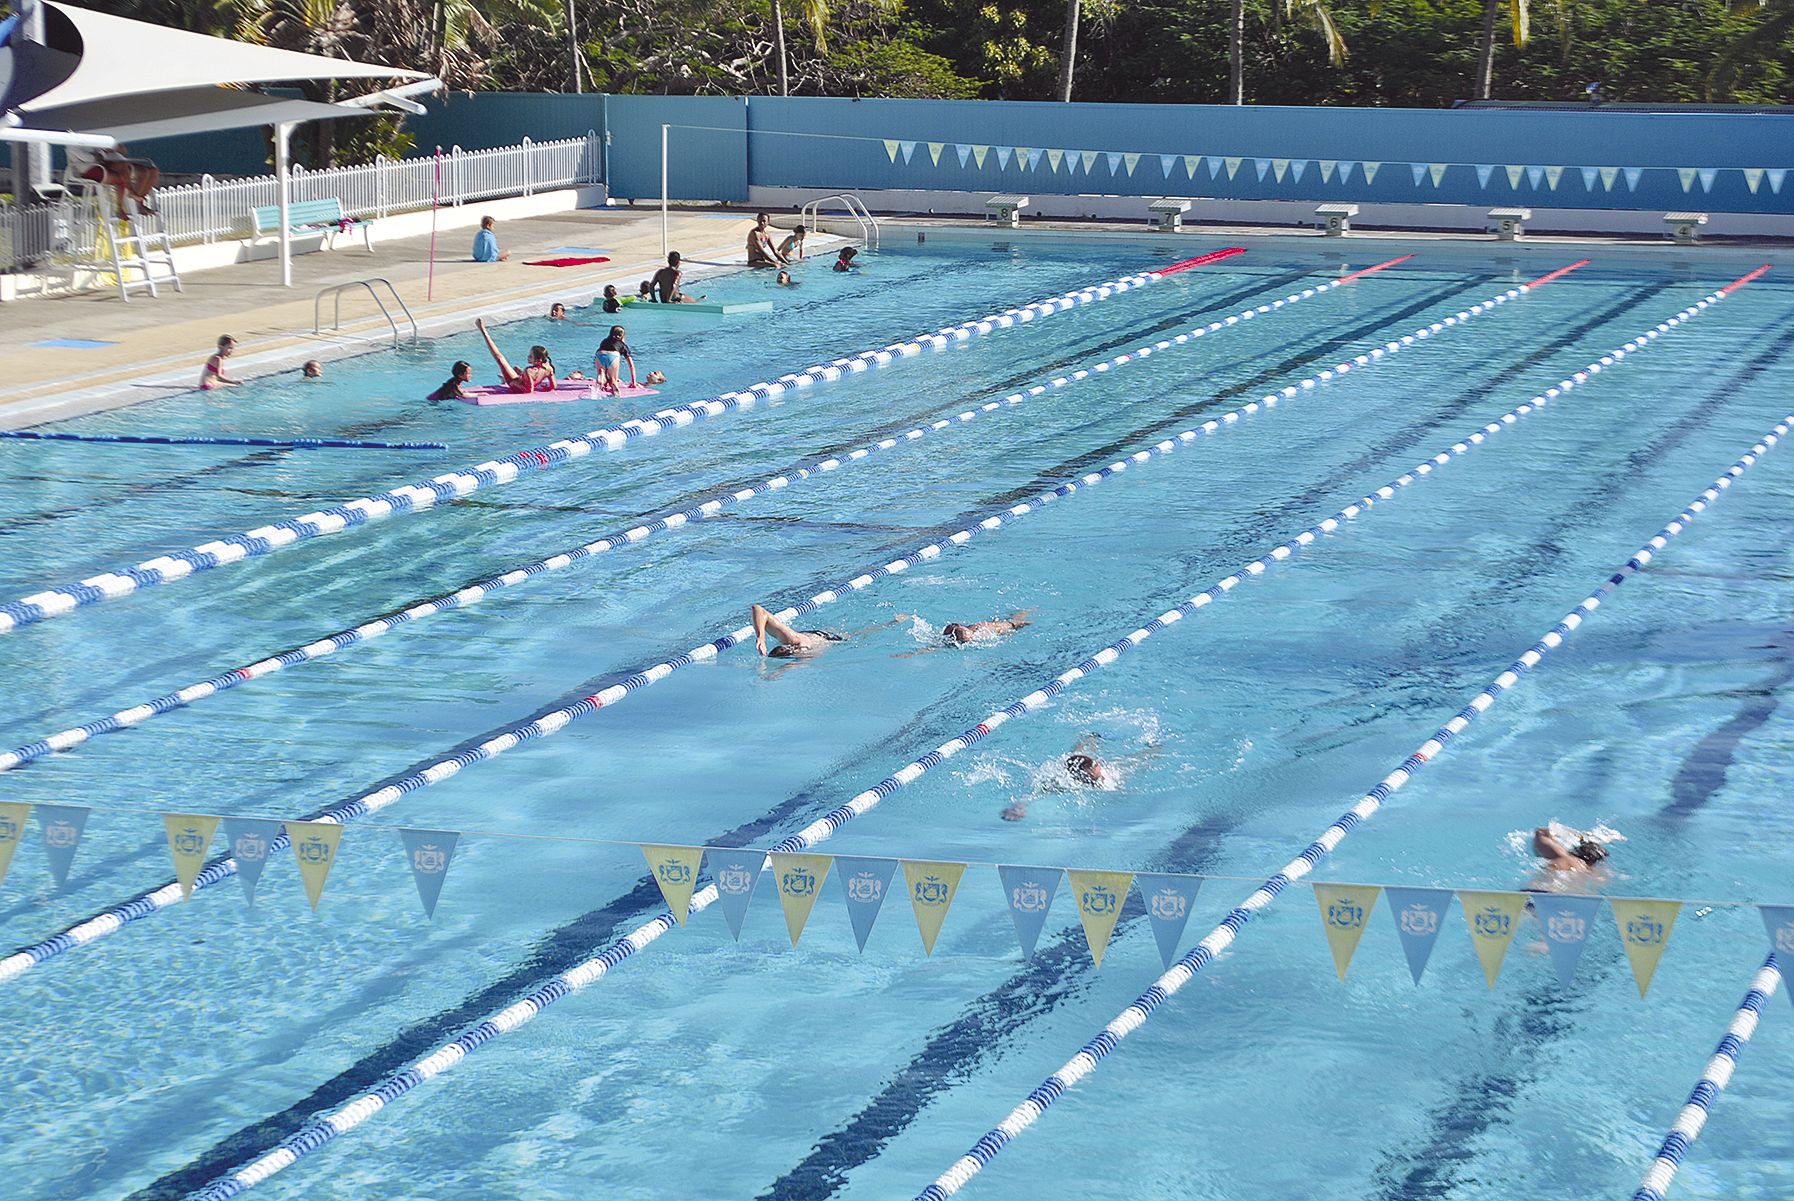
(1632, 954, 1784, 1201)
(178, 270, 1623, 1200)
(0, 431, 449, 451)
(0, 257, 1408, 783)
(0, 264, 1558, 989)
(915, 418, 1794, 1201)
(0, 262, 1189, 636)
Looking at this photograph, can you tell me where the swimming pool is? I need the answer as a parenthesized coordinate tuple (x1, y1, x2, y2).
(3, 232, 1793, 1201)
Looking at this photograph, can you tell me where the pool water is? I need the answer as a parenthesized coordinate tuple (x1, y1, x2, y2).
(3, 233, 1793, 1201)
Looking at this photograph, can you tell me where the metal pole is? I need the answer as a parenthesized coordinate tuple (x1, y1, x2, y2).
(276, 122, 294, 287)
(660, 123, 669, 259)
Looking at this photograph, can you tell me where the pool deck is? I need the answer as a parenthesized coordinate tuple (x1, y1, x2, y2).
(0, 208, 766, 429)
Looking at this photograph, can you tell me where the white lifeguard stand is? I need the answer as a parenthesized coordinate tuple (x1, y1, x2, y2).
(61, 174, 182, 301)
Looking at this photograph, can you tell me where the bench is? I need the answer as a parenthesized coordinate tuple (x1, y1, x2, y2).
(986, 194, 1029, 227)
(1487, 207, 1532, 241)
(1148, 197, 1192, 233)
(250, 198, 375, 253)
(1315, 203, 1358, 236)
(1664, 211, 1708, 245)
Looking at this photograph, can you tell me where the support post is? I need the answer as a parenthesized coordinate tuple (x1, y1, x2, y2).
(660, 123, 669, 259)
(275, 121, 295, 287)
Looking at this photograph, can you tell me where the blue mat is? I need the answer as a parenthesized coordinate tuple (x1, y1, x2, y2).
(544, 246, 609, 256)
(32, 338, 118, 349)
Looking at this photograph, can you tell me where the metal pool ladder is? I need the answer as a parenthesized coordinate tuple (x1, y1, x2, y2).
(314, 278, 418, 344)
(800, 194, 880, 250)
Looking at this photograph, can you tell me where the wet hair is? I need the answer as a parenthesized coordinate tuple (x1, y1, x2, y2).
(603, 284, 618, 297)
(639, 279, 654, 295)
(451, 360, 472, 378)
(792, 224, 806, 236)
(942, 622, 971, 643)
(217, 335, 235, 351)
(667, 251, 681, 266)
(549, 303, 566, 317)
(839, 246, 857, 259)
(528, 345, 552, 367)
(1572, 840, 1608, 866)
(608, 325, 626, 340)
(1065, 753, 1101, 784)
(302, 360, 322, 378)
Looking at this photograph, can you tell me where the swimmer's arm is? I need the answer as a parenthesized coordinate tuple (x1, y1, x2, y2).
(1532, 827, 1581, 870)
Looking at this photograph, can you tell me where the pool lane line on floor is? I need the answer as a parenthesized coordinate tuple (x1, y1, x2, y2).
(1633, 954, 1784, 1201)
(0, 261, 1548, 994)
(0, 256, 1234, 637)
(0, 431, 449, 451)
(916, 395, 1786, 1201)
(169, 265, 1599, 1201)
(0, 256, 1413, 785)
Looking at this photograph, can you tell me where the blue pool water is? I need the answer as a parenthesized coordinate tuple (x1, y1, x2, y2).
(3, 233, 1793, 1201)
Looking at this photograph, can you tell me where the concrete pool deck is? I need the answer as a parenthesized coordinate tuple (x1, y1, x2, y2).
(0, 208, 766, 429)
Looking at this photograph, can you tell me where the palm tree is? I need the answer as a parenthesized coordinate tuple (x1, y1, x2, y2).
(1474, 0, 1529, 99)
(1229, 0, 1348, 105)
(1712, 0, 1794, 99)
(770, 0, 830, 96)
(1056, 0, 1081, 100)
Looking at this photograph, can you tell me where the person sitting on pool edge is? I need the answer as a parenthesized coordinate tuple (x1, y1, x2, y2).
(475, 318, 555, 393)
(428, 361, 475, 401)
(200, 335, 243, 390)
(747, 212, 788, 268)
(833, 246, 860, 272)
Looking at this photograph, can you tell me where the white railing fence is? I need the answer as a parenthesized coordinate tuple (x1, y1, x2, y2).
(0, 132, 603, 273)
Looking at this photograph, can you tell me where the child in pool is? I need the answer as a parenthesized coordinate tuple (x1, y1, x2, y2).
(595, 325, 637, 394)
(201, 335, 242, 390)
(475, 318, 555, 393)
(428, 361, 474, 401)
(602, 284, 623, 314)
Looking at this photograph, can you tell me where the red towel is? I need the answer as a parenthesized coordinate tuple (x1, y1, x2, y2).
(523, 255, 612, 268)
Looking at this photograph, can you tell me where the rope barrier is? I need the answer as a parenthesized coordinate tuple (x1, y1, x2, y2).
(175, 264, 1593, 1199)
(1632, 954, 1784, 1201)
(0, 261, 1541, 987)
(0, 254, 1405, 785)
(0, 258, 1208, 636)
(0, 431, 449, 451)
(917, 389, 1785, 1201)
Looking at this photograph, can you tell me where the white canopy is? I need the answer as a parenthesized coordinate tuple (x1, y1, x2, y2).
(22, 1, 425, 112)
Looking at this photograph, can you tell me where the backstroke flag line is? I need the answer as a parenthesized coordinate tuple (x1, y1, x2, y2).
(641, 844, 703, 926)
(835, 856, 898, 952)
(1314, 883, 1382, 980)
(1136, 872, 1200, 968)
(0, 802, 28, 888)
(999, 865, 1063, 960)
(1384, 886, 1451, 984)
(1761, 905, 1794, 1005)
(772, 852, 831, 946)
(400, 828, 461, 919)
(1533, 893, 1603, 988)
(224, 816, 281, 905)
(1460, 891, 1529, 988)
(904, 860, 966, 955)
(1612, 898, 1681, 997)
(706, 847, 763, 940)
(162, 813, 220, 900)
(284, 821, 343, 911)
(37, 803, 89, 888)
(1069, 870, 1133, 968)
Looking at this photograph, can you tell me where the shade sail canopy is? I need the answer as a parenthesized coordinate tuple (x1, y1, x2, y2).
(17, 88, 370, 143)
(20, 2, 425, 112)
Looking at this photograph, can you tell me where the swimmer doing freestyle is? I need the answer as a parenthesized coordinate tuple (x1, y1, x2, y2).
(750, 604, 908, 660)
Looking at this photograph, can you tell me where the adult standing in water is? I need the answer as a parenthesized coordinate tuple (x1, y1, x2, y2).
(651, 252, 705, 303)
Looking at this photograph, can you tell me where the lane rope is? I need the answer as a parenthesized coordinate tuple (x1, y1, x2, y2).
(0, 255, 1411, 785)
(0, 431, 449, 451)
(173, 265, 1602, 1199)
(0, 261, 1547, 988)
(0, 256, 1234, 636)
(1632, 954, 1784, 1201)
(916, 411, 1789, 1201)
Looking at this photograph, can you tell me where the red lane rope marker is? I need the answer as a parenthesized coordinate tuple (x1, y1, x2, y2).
(1721, 264, 1774, 294)
(1338, 253, 1415, 283)
(1157, 247, 1247, 275)
(1524, 258, 1592, 289)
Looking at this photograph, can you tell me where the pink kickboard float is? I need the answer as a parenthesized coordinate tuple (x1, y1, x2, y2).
(453, 383, 660, 406)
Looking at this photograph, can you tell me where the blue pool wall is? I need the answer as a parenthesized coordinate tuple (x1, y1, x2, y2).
(82, 93, 1794, 217)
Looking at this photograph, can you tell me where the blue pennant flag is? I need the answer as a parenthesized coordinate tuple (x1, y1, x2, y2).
(998, 864, 1063, 959)
(1026, 148, 1044, 171)
(1336, 160, 1358, 183)
(1105, 151, 1124, 175)
(1254, 158, 1271, 181)
(1526, 165, 1545, 188)
(1580, 166, 1599, 191)
(1159, 154, 1177, 176)
(223, 816, 282, 904)
(1383, 887, 1453, 984)
(1698, 167, 1718, 193)
(705, 847, 764, 940)
(1534, 893, 1604, 987)
(36, 803, 90, 888)
(955, 143, 971, 167)
(898, 140, 917, 164)
(399, 828, 460, 918)
(1770, 169, 1787, 194)
(834, 856, 898, 952)
(1205, 155, 1225, 179)
(1410, 162, 1428, 187)
(1136, 873, 1201, 968)
(1475, 164, 1495, 188)
(1623, 166, 1644, 191)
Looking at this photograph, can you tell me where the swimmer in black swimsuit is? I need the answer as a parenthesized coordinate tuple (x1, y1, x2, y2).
(752, 604, 844, 659)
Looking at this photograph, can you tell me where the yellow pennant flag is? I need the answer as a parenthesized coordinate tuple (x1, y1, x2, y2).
(1314, 883, 1382, 980)
(0, 802, 29, 888)
(770, 852, 831, 946)
(1361, 161, 1382, 184)
(1046, 148, 1064, 172)
(1319, 160, 1337, 183)
(883, 139, 900, 163)
(1183, 154, 1200, 178)
(1459, 891, 1528, 987)
(1271, 158, 1289, 183)
(1678, 167, 1698, 192)
(1600, 165, 1620, 191)
(1744, 168, 1765, 194)
(1429, 163, 1448, 186)
(1543, 165, 1564, 189)
(163, 813, 221, 900)
(1122, 152, 1141, 176)
(927, 141, 945, 166)
(1505, 164, 1525, 189)
(1611, 898, 1682, 997)
(641, 844, 704, 925)
(284, 821, 343, 911)
(1068, 870, 1133, 967)
(1224, 156, 1243, 179)
(903, 860, 967, 955)
(972, 145, 989, 168)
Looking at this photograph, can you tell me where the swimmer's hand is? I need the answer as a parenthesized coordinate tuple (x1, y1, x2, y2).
(756, 632, 768, 655)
